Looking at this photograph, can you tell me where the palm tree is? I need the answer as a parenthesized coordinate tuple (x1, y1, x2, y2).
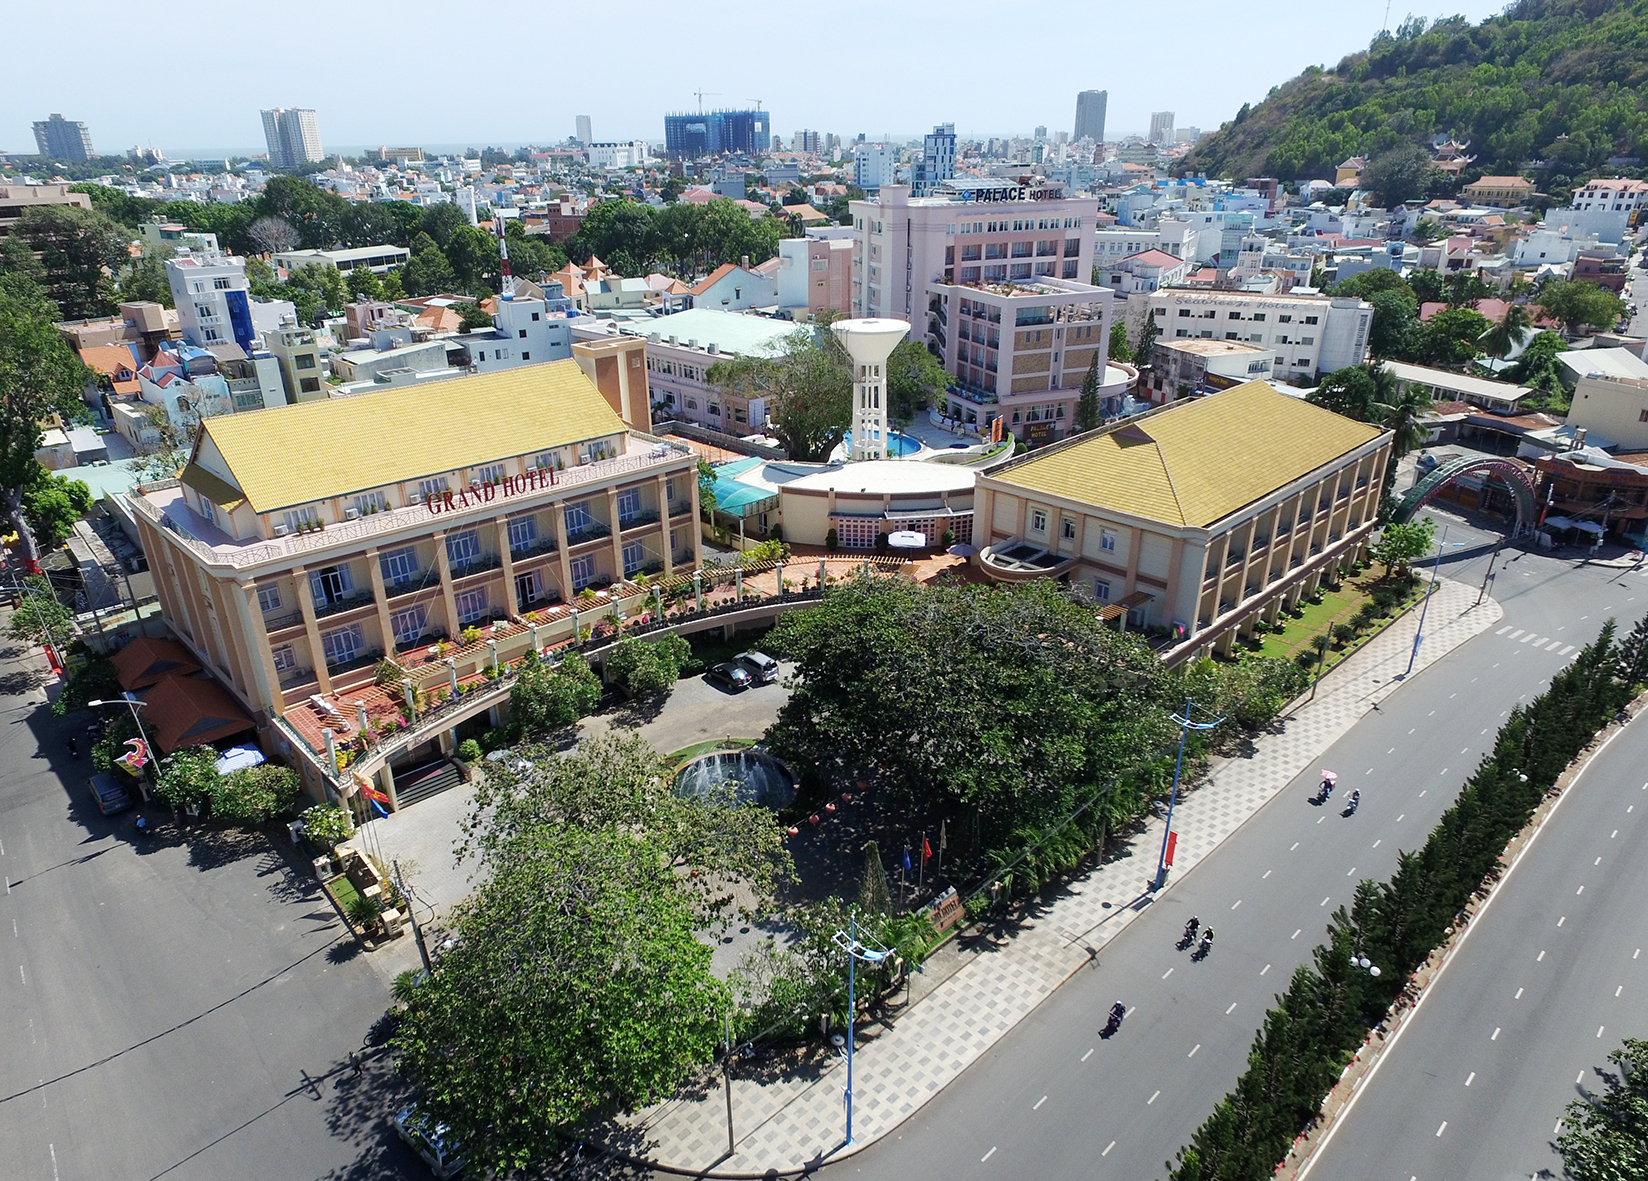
(1371, 377, 1434, 458)
(1480, 303, 1533, 362)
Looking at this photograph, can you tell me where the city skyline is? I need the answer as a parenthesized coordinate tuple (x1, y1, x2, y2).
(3, 0, 1510, 158)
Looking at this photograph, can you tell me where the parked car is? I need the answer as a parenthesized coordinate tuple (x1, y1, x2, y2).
(87, 772, 133, 816)
(734, 650, 780, 685)
(393, 1105, 466, 1178)
(705, 662, 753, 692)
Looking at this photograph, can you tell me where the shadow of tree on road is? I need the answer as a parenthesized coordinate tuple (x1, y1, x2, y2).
(0, 666, 48, 696)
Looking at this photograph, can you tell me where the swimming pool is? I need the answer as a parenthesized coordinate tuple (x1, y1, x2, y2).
(843, 430, 921, 458)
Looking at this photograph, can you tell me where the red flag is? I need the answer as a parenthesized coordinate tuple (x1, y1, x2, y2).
(361, 782, 391, 807)
(922, 837, 933, 862)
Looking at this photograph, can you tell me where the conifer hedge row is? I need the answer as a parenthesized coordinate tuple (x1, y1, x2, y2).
(1165, 618, 1648, 1181)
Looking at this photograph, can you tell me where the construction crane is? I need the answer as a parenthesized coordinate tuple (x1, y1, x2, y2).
(747, 98, 764, 110)
(693, 89, 721, 111)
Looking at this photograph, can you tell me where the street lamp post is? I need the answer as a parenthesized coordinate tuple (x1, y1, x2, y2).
(1152, 700, 1223, 892)
(831, 916, 889, 1146)
(1402, 526, 1466, 679)
(86, 694, 155, 797)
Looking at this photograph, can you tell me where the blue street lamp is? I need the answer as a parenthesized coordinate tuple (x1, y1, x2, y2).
(1401, 526, 1468, 680)
(1152, 699, 1223, 892)
(831, 915, 889, 1145)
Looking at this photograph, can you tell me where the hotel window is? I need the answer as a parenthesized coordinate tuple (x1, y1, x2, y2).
(417, 476, 450, 501)
(295, 353, 316, 369)
(665, 478, 677, 504)
(474, 463, 505, 485)
(508, 516, 538, 552)
(1030, 509, 1048, 533)
(445, 529, 481, 567)
(381, 546, 418, 585)
(271, 645, 297, 672)
(257, 585, 282, 613)
(623, 540, 645, 576)
(310, 564, 354, 606)
(570, 555, 595, 592)
(321, 624, 364, 667)
(514, 569, 544, 607)
(564, 500, 593, 535)
(455, 587, 488, 624)
(1093, 578, 1112, 603)
(353, 490, 389, 515)
(1100, 529, 1117, 552)
(213, 277, 231, 290)
(1061, 517, 1076, 541)
(282, 505, 321, 532)
(390, 604, 427, 647)
(616, 488, 642, 524)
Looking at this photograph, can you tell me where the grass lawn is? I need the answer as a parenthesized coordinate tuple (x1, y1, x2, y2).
(665, 737, 756, 764)
(1254, 583, 1373, 663)
(326, 874, 362, 915)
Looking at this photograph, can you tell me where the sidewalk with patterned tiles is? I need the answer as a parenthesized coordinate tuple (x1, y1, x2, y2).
(600, 577, 1503, 1176)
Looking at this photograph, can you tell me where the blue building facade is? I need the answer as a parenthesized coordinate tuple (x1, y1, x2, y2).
(664, 109, 768, 158)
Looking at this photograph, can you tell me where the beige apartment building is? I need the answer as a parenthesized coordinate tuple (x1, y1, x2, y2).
(127, 351, 698, 779)
(974, 381, 1391, 662)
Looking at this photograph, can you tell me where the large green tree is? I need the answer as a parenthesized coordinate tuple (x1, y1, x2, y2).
(1480, 302, 1533, 361)
(1412, 307, 1490, 369)
(1308, 364, 1379, 422)
(707, 324, 852, 461)
(1557, 1036, 1648, 1180)
(1536, 278, 1627, 335)
(10, 204, 131, 319)
(886, 340, 949, 426)
(1369, 370, 1433, 457)
(1366, 288, 1418, 359)
(507, 653, 601, 737)
(24, 472, 93, 549)
(397, 734, 790, 1172)
(0, 272, 91, 568)
(1074, 349, 1104, 432)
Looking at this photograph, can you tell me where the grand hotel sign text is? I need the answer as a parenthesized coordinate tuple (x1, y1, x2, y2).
(425, 467, 561, 514)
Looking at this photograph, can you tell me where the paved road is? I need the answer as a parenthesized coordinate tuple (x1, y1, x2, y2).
(0, 639, 425, 1180)
(1303, 672, 1648, 1180)
(825, 515, 1648, 1181)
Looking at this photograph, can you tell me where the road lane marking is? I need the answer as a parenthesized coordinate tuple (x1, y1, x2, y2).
(1231, 899, 1242, 910)
(1555, 1120, 1564, 1135)
(1465, 1071, 1475, 1086)
(1559, 916, 1567, 926)
(1347, 867, 1356, 876)
(1387, 747, 1395, 754)
(1439, 769, 1448, 776)
(1616, 986, 1624, 997)
(1516, 988, 1524, 999)
(1461, 747, 1469, 754)
(1033, 1095, 1047, 1110)
(1636, 950, 1642, 960)
(49, 1144, 58, 1181)
(1599, 1025, 1607, 1038)
(1373, 840, 1381, 848)
(17, 965, 24, 986)
(1292, 929, 1301, 940)
(1226, 1002, 1238, 1014)
(1319, 817, 1326, 824)
(981, 1146, 997, 1162)
(1188, 1044, 1200, 1058)
(1366, 767, 1374, 775)
(1291, 842, 1300, 851)
(1321, 896, 1331, 907)
(1578, 1071, 1585, 1084)
(1263, 870, 1272, 879)
(1419, 790, 1427, 797)
(1612, 831, 1619, 838)
(1578, 886, 1585, 895)
(1560, 645, 1575, 656)
(1397, 814, 1405, 822)
(1596, 857, 1603, 865)
(1102, 1141, 1114, 1156)
(1508, 629, 1523, 639)
(1262, 964, 1272, 975)
(1492, 1027, 1501, 1040)
(1539, 950, 1546, 961)
(1436, 1121, 1447, 1137)
(1409, 728, 1416, 734)
(1081, 1048, 1094, 1062)
(1163, 968, 1174, 979)
(1496, 625, 1512, 635)
(1147, 1090, 1160, 1105)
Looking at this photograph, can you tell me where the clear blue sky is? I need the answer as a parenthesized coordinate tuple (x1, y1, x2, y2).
(5, 1, 1514, 157)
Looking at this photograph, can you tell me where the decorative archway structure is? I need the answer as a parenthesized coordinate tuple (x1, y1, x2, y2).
(1389, 455, 1537, 533)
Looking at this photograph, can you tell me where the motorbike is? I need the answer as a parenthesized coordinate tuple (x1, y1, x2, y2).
(1102, 1004, 1126, 1038)
(1193, 929, 1215, 961)
(1178, 917, 1201, 950)
(1344, 791, 1360, 817)
(1314, 769, 1339, 806)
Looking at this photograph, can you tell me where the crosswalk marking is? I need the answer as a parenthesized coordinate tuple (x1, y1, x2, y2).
(1507, 628, 1525, 639)
(1496, 625, 1514, 635)
(1545, 638, 1564, 651)
(1560, 645, 1576, 657)
(1520, 633, 1539, 643)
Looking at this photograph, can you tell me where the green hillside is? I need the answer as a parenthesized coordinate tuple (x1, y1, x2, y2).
(1178, 0, 1648, 192)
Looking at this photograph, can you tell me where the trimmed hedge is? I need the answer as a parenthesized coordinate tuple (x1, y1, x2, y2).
(1165, 617, 1644, 1181)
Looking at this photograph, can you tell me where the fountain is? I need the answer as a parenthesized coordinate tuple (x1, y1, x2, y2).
(674, 748, 798, 810)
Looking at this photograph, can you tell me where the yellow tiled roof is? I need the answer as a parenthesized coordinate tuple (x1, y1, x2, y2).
(188, 359, 626, 513)
(992, 382, 1386, 528)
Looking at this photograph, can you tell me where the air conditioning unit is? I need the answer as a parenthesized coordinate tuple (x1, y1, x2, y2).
(272, 523, 290, 537)
(343, 507, 360, 521)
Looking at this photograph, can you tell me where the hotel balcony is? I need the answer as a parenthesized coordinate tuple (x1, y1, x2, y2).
(128, 441, 692, 574)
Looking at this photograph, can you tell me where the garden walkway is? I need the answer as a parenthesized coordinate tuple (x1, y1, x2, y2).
(598, 577, 1502, 1176)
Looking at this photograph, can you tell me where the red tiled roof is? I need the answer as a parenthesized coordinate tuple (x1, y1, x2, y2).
(690, 262, 740, 297)
(139, 674, 253, 753)
(112, 635, 201, 691)
(1121, 249, 1186, 270)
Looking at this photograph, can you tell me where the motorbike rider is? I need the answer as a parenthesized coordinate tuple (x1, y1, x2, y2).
(1108, 1001, 1126, 1024)
(1185, 916, 1200, 938)
(1201, 927, 1215, 947)
(1348, 790, 1361, 811)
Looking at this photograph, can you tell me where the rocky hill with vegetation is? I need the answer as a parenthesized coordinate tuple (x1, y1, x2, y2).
(1179, 0, 1648, 198)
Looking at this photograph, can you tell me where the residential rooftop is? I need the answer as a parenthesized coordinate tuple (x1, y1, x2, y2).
(989, 381, 1387, 528)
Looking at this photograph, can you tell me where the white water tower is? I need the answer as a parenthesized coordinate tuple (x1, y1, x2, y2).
(831, 317, 909, 461)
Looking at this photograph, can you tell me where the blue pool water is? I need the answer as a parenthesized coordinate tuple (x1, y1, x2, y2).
(844, 430, 921, 458)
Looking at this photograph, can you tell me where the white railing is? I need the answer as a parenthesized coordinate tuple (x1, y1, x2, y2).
(131, 445, 690, 572)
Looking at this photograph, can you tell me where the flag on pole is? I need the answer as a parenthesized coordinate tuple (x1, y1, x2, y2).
(370, 797, 389, 818)
(361, 782, 392, 808)
(902, 846, 912, 873)
(939, 820, 947, 852)
(922, 837, 933, 863)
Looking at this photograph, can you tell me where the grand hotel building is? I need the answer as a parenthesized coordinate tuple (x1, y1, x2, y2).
(128, 339, 698, 760)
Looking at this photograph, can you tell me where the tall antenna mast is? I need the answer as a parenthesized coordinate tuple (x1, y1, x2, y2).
(495, 211, 513, 301)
